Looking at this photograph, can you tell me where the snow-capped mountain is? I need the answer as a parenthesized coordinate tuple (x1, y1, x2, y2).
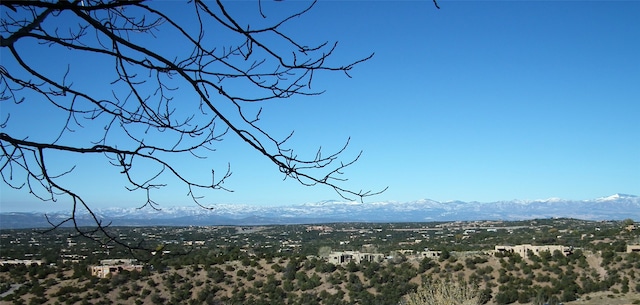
(1, 194, 638, 228)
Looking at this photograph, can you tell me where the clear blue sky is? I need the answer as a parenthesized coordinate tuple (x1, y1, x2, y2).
(1, 0, 639, 212)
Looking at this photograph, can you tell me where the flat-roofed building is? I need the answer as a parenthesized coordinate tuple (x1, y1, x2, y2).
(627, 245, 640, 253)
(328, 251, 384, 265)
(494, 244, 572, 257)
(90, 259, 143, 278)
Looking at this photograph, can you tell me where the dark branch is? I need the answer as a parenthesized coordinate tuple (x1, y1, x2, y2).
(0, 0, 384, 252)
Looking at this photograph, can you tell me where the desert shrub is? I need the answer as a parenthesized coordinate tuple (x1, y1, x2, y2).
(401, 279, 479, 305)
(271, 263, 283, 273)
(149, 293, 165, 304)
(0, 283, 11, 295)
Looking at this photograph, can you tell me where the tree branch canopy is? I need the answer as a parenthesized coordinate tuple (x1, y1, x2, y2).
(0, 0, 384, 246)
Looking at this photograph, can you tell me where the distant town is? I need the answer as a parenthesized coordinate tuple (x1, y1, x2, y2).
(1, 218, 639, 304)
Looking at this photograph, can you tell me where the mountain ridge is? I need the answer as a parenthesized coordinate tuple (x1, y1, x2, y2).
(1, 194, 638, 228)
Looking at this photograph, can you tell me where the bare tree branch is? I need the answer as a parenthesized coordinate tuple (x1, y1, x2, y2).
(0, 0, 392, 250)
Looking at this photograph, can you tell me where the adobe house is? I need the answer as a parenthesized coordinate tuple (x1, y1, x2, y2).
(627, 245, 640, 253)
(328, 251, 384, 265)
(90, 259, 143, 278)
(494, 244, 572, 257)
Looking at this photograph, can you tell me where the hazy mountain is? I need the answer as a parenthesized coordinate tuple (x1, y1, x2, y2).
(1, 194, 638, 229)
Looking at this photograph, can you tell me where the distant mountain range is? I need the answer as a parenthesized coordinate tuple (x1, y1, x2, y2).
(1, 194, 638, 229)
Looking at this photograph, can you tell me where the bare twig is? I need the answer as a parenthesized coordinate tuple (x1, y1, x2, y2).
(0, 0, 385, 251)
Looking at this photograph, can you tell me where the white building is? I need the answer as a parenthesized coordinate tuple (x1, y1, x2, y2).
(328, 251, 384, 265)
(90, 259, 143, 278)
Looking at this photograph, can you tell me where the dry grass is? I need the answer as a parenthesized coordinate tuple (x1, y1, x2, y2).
(401, 279, 480, 305)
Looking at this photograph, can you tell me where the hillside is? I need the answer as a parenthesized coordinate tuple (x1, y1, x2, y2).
(2, 218, 639, 304)
(1, 248, 639, 305)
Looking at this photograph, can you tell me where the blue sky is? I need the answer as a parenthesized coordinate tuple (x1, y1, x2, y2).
(1, 0, 639, 212)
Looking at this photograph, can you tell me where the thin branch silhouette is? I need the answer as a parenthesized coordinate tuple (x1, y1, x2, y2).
(0, 0, 396, 251)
